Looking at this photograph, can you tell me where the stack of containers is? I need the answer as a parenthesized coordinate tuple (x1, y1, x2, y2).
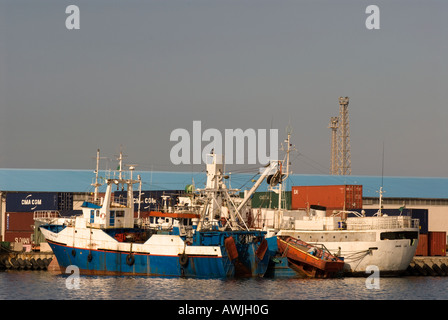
(4, 192, 73, 246)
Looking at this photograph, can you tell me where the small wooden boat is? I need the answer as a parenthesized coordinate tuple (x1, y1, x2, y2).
(277, 236, 345, 278)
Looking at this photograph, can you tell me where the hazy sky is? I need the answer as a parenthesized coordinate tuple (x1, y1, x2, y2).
(0, 0, 447, 177)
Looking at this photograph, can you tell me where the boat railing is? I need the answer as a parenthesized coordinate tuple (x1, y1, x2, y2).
(33, 210, 61, 223)
(346, 216, 420, 231)
(104, 169, 138, 181)
(314, 243, 341, 261)
(140, 217, 173, 231)
(110, 193, 128, 207)
(282, 236, 339, 261)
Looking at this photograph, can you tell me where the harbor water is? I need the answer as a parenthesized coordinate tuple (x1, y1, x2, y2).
(1, 270, 448, 300)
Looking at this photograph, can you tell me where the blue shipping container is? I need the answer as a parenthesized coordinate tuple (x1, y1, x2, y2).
(58, 192, 73, 211)
(6, 192, 59, 212)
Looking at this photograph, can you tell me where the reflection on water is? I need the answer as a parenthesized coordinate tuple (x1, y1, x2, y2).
(1, 270, 448, 300)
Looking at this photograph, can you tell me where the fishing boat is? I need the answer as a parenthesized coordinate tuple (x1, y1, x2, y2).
(37, 151, 273, 278)
(260, 132, 420, 276)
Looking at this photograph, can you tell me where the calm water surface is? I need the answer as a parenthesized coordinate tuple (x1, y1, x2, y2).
(1, 270, 447, 300)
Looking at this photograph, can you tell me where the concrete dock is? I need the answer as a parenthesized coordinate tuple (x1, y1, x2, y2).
(0, 251, 56, 271)
(406, 256, 448, 276)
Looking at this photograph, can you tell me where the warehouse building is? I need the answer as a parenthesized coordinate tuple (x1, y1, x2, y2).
(1, 169, 447, 246)
(285, 174, 448, 234)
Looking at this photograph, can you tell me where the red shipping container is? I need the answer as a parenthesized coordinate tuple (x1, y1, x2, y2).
(4, 231, 33, 245)
(415, 234, 428, 256)
(291, 185, 363, 210)
(5, 212, 35, 231)
(429, 231, 446, 256)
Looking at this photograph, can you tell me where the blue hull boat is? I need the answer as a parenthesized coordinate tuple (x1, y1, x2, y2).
(38, 151, 276, 278)
(45, 230, 269, 278)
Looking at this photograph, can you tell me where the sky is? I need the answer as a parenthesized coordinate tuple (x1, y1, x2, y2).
(0, 0, 447, 178)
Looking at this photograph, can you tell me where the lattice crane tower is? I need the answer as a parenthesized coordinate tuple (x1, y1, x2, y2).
(337, 96, 351, 175)
(328, 117, 339, 175)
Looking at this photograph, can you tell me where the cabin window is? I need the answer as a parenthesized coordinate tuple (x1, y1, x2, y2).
(95, 210, 100, 217)
(115, 210, 124, 218)
(181, 219, 191, 226)
(110, 211, 115, 226)
(380, 231, 418, 240)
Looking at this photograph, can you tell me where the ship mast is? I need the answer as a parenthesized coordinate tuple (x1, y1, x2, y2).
(91, 149, 102, 203)
(273, 129, 294, 228)
(197, 153, 279, 231)
(278, 130, 293, 209)
(118, 149, 124, 180)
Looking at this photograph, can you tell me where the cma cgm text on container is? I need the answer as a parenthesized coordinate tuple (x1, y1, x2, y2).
(5, 192, 73, 212)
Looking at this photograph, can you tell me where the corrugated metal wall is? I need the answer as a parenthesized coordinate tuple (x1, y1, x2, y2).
(428, 231, 446, 256)
(291, 185, 363, 210)
(4, 212, 34, 244)
(249, 191, 291, 210)
(415, 234, 428, 256)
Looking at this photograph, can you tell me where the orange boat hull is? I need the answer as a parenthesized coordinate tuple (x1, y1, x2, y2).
(277, 236, 345, 278)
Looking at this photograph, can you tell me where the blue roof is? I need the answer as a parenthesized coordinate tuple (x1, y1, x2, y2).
(0, 168, 447, 199)
(0, 169, 205, 193)
(285, 175, 448, 199)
